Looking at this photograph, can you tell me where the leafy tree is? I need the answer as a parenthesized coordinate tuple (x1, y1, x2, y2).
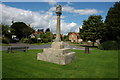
(45, 28, 50, 33)
(1, 24, 12, 38)
(39, 31, 53, 43)
(11, 22, 35, 40)
(63, 35, 69, 41)
(1, 24, 9, 36)
(40, 32, 46, 39)
(81, 15, 103, 46)
(103, 2, 120, 42)
(45, 32, 53, 42)
(37, 29, 44, 32)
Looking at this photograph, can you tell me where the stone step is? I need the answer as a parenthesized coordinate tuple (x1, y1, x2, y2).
(43, 48, 71, 55)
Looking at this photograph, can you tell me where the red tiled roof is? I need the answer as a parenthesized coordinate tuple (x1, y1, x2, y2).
(33, 32, 42, 34)
(69, 32, 80, 37)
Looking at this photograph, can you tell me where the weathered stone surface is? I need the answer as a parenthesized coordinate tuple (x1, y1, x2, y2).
(37, 47, 76, 65)
(44, 48, 71, 55)
(51, 42, 64, 49)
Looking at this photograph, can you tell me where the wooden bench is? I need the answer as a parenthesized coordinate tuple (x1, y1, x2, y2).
(85, 47, 89, 54)
(80, 45, 98, 54)
(8, 46, 29, 53)
(80, 45, 90, 54)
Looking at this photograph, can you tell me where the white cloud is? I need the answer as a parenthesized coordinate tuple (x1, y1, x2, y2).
(1, 4, 80, 34)
(49, 5, 103, 15)
(61, 15, 66, 18)
(64, 5, 103, 15)
(67, 2, 72, 5)
(49, 7, 56, 11)
(44, 0, 57, 6)
(39, 10, 45, 13)
(48, 2, 57, 6)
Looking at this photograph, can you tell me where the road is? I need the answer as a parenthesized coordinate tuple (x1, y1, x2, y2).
(0, 43, 89, 51)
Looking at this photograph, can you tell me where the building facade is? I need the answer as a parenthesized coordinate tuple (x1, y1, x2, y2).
(69, 32, 80, 43)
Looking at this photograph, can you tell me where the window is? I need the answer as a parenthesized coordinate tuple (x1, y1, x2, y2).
(72, 35, 74, 38)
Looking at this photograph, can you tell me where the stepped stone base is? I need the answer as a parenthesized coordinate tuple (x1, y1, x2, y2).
(37, 42, 76, 65)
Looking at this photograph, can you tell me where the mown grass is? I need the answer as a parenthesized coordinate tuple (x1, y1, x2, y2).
(0, 43, 11, 46)
(2, 49, 118, 78)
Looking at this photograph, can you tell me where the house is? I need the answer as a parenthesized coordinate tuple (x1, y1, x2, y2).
(30, 29, 44, 38)
(33, 31, 42, 38)
(69, 32, 80, 43)
(61, 34, 64, 38)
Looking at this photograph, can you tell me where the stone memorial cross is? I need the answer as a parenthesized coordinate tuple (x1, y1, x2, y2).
(55, 5, 62, 42)
(37, 5, 76, 65)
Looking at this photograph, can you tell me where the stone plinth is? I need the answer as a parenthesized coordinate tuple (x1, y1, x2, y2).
(37, 42, 76, 65)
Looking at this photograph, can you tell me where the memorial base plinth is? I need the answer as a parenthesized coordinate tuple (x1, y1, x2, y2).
(37, 42, 76, 65)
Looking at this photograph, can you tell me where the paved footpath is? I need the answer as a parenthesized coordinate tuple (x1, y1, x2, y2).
(0, 43, 91, 51)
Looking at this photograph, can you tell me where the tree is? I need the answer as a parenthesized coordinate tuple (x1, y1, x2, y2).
(103, 2, 120, 42)
(39, 30, 53, 43)
(81, 15, 103, 46)
(1, 24, 12, 38)
(46, 32, 53, 42)
(37, 29, 44, 32)
(45, 28, 50, 33)
(11, 22, 35, 40)
(1, 24, 9, 36)
(63, 35, 69, 41)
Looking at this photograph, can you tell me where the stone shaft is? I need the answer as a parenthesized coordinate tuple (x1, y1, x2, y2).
(55, 15, 61, 42)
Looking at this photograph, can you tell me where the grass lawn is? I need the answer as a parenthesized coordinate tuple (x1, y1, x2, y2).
(2, 49, 118, 78)
(0, 44, 11, 46)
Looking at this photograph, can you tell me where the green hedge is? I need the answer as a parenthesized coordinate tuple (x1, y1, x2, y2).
(98, 41, 120, 50)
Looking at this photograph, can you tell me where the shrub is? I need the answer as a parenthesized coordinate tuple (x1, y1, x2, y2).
(30, 38, 38, 43)
(98, 41, 120, 50)
(2, 37, 10, 44)
(21, 38, 31, 43)
(42, 38, 49, 43)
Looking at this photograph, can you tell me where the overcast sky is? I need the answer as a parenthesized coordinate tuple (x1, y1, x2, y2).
(1, 2, 114, 34)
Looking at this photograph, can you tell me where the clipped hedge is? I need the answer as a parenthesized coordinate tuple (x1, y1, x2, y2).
(98, 41, 120, 50)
